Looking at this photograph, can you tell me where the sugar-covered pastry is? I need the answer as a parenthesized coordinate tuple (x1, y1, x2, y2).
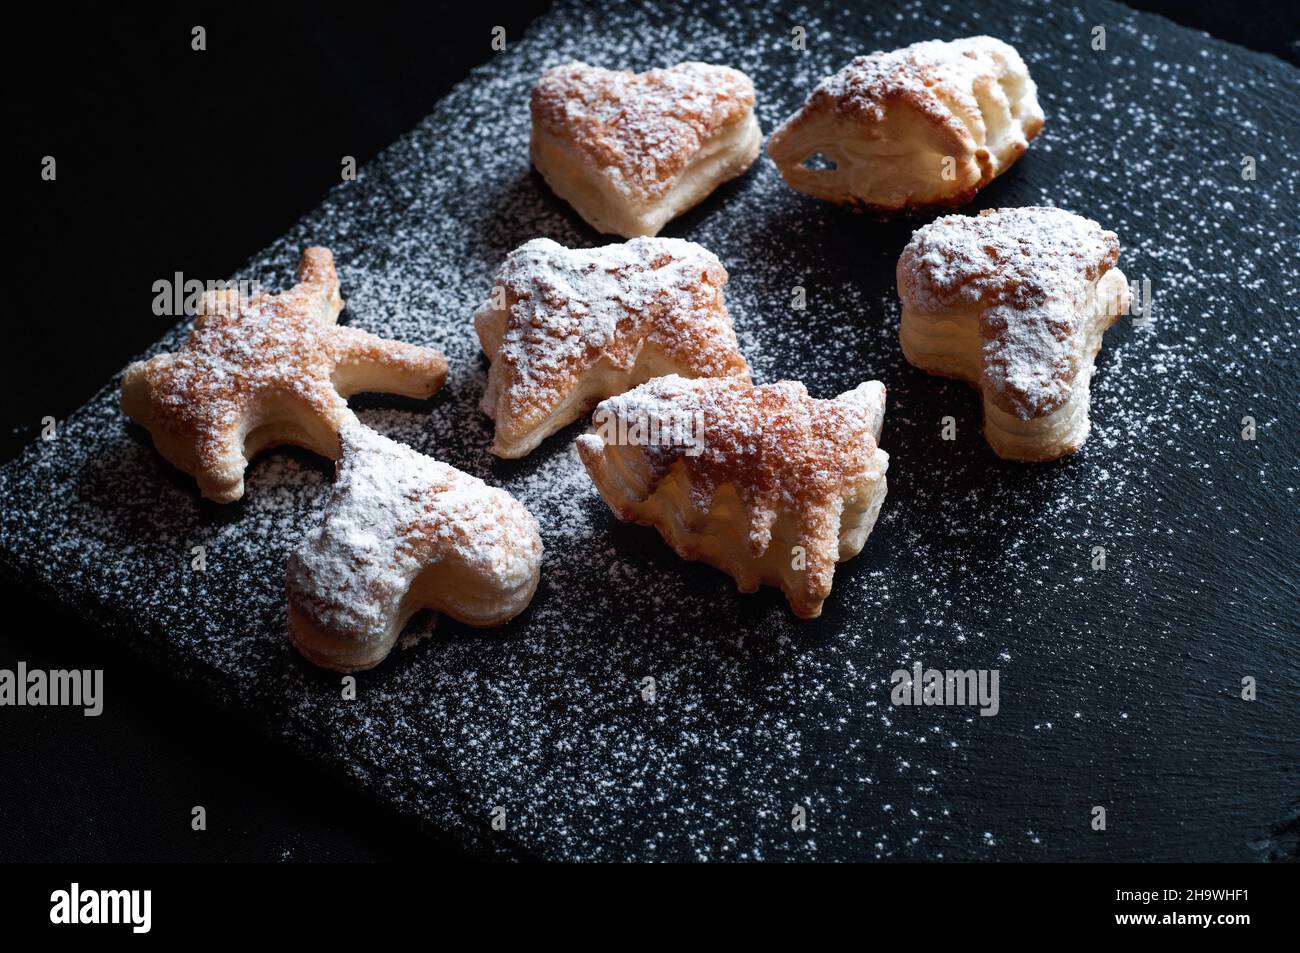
(121, 248, 448, 502)
(286, 422, 543, 673)
(576, 375, 888, 619)
(768, 37, 1044, 213)
(897, 206, 1129, 461)
(530, 61, 762, 238)
(475, 237, 751, 458)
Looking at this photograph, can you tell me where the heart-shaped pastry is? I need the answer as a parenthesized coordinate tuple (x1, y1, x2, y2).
(530, 61, 762, 238)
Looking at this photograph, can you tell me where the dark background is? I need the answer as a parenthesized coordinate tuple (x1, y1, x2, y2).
(1, 1, 1296, 861)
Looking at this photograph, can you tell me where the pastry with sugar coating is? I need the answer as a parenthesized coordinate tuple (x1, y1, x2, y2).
(897, 206, 1130, 461)
(475, 236, 751, 458)
(576, 375, 888, 619)
(121, 247, 448, 502)
(530, 61, 762, 238)
(768, 36, 1043, 213)
(286, 422, 543, 673)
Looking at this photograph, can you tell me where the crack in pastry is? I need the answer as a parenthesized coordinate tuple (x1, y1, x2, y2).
(897, 206, 1131, 461)
(286, 421, 543, 673)
(768, 37, 1044, 213)
(120, 248, 448, 502)
(576, 375, 888, 619)
(475, 237, 752, 458)
(530, 61, 763, 238)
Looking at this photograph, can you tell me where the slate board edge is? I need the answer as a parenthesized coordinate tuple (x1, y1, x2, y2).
(0, 513, 530, 861)
(0, 2, 593, 865)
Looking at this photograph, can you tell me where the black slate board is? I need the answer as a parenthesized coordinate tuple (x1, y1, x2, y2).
(1, 0, 1297, 861)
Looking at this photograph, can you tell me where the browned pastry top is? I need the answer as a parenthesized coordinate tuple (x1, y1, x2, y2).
(589, 375, 886, 592)
(131, 248, 439, 467)
(531, 61, 755, 201)
(780, 36, 1039, 140)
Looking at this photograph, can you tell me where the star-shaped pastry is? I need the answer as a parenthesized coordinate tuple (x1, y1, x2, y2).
(896, 206, 1130, 461)
(121, 247, 448, 502)
(576, 375, 889, 619)
(530, 61, 763, 237)
(287, 421, 543, 672)
(474, 236, 752, 458)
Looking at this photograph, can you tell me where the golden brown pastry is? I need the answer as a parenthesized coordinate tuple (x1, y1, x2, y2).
(475, 236, 751, 458)
(530, 61, 762, 237)
(286, 421, 543, 673)
(897, 206, 1130, 461)
(576, 375, 888, 618)
(768, 37, 1044, 213)
(121, 248, 447, 502)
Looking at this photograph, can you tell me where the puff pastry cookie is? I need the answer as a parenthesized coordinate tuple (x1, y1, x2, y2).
(768, 36, 1044, 213)
(121, 248, 448, 502)
(530, 61, 762, 238)
(897, 206, 1130, 461)
(576, 375, 888, 619)
(286, 421, 543, 673)
(475, 236, 751, 458)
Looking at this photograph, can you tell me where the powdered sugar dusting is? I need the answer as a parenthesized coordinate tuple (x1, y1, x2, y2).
(485, 236, 749, 423)
(286, 421, 542, 648)
(807, 35, 1029, 125)
(581, 373, 887, 603)
(898, 206, 1120, 416)
(589, 374, 885, 526)
(128, 249, 347, 448)
(122, 247, 445, 489)
(532, 60, 755, 199)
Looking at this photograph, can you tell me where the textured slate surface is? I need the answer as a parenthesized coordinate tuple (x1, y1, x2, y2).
(1, 0, 1297, 861)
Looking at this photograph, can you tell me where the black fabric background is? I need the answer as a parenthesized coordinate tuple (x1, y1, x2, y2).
(1, 0, 1295, 862)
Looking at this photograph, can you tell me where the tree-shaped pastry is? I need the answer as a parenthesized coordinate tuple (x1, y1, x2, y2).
(577, 375, 889, 619)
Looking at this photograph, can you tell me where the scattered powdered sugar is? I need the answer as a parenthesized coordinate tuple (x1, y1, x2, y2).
(898, 206, 1120, 416)
(0, 0, 1296, 861)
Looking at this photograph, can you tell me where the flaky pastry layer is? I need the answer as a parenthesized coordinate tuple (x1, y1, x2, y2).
(768, 36, 1043, 212)
(576, 375, 888, 618)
